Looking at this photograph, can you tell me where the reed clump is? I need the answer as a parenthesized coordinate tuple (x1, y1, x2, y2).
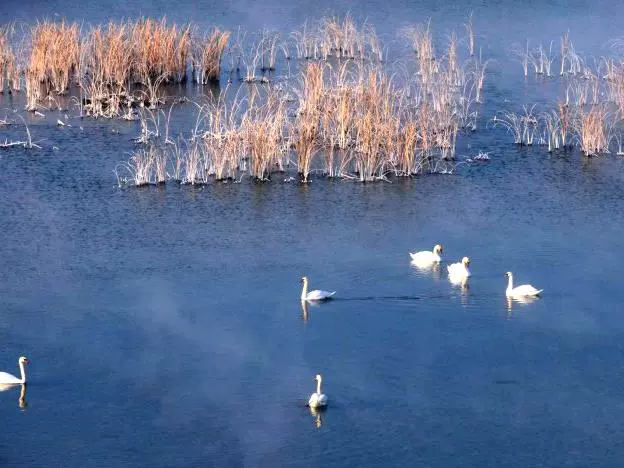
(19, 18, 231, 114)
(243, 87, 289, 180)
(0, 25, 18, 93)
(193, 28, 231, 83)
(27, 21, 79, 95)
(130, 18, 190, 84)
(79, 23, 133, 117)
(293, 16, 382, 62)
(573, 105, 612, 156)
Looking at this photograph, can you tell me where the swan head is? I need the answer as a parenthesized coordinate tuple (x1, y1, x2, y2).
(315, 374, 322, 382)
(300, 276, 309, 284)
(462, 257, 470, 266)
(18, 357, 29, 365)
(505, 271, 512, 278)
(434, 244, 443, 254)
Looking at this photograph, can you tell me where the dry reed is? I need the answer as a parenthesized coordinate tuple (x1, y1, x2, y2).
(0, 25, 18, 92)
(573, 105, 612, 156)
(27, 21, 79, 95)
(192, 28, 230, 83)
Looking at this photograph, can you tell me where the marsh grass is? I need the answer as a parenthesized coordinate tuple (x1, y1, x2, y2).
(28, 21, 79, 96)
(193, 28, 230, 84)
(113, 15, 480, 186)
(573, 104, 613, 156)
(0, 25, 18, 93)
(20, 18, 229, 115)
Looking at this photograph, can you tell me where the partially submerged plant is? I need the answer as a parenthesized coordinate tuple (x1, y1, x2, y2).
(192, 27, 230, 83)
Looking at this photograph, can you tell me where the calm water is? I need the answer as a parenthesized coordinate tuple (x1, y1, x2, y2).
(2, 1, 624, 467)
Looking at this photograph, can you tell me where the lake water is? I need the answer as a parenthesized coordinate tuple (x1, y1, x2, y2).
(2, 0, 624, 466)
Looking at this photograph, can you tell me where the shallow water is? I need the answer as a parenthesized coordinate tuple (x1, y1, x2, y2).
(2, 1, 624, 467)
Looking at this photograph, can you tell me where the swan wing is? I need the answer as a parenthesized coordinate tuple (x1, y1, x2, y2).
(410, 251, 440, 268)
(511, 284, 543, 297)
(308, 392, 328, 407)
(306, 290, 336, 301)
(0, 372, 21, 385)
(409, 251, 434, 262)
(448, 263, 468, 277)
(308, 393, 320, 407)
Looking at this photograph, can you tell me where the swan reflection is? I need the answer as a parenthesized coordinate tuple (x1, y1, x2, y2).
(506, 295, 539, 315)
(449, 276, 470, 292)
(309, 406, 326, 428)
(18, 384, 27, 408)
(301, 299, 323, 321)
(410, 261, 441, 280)
(0, 384, 27, 408)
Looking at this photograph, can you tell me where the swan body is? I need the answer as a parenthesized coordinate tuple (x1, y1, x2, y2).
(301, 276, 335, 301)
(0, 357, 29, 389)
(409, 244, 443, 267)
(505, 272, 543, 297)
(448, 256, 471, 280)
(308, 374, 328, 408)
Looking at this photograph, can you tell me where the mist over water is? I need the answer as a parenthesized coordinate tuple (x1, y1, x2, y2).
(2, 0, 624, 466)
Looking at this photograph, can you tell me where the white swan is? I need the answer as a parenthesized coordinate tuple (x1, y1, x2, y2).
(505, 272, 543, 297)
(448, 256, 471, 280)
(308, 374, 328, 408)
(301, 276, 335, 301)
(0, 357, 29, 390)
(409, 244, 443, 267)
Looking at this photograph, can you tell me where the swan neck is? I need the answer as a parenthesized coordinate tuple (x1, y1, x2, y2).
(507, 275, 513, 291)
(316, 378, 322, 395)
(301, 280, 308, 300)
(19, 362, 26, 384)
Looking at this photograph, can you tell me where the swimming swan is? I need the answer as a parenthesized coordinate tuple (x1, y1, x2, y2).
(505, 272, 543, 297)
(0, 357, 29, 389)
(448, 257, 471, 279)
(409, 244, 443, 266)
(308, 374, 328, 408)
(300, 276, 335, 301)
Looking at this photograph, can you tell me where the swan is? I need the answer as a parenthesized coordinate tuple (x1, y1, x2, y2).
(0, 357, 29, 390)
(505, 272, 543, 297)
(308, 374, 328, 408)
(409, 244, 443, 266)
(448, 257, 471, 280)
(300, 276, 335, 301)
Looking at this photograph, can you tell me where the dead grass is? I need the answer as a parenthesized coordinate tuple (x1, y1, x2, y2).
(193, 28, 230, 83)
